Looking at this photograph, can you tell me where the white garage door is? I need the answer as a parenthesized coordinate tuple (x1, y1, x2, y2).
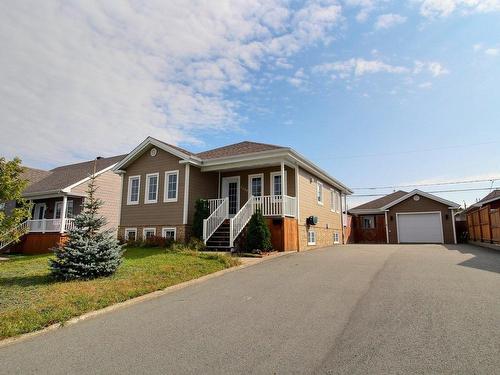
(397, 212, 444, 244)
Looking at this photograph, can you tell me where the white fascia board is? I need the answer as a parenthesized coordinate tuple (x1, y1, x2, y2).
(23, 191, 86, 200)
(287, 150, 353, 194)
(113, 137, 200, 172)
(381, 189, 460, 210)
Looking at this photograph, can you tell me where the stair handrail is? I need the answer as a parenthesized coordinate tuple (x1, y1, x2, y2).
(229, 196, 255, 247)
(0, 220, 29, 250)
(203, 198, 229, 244)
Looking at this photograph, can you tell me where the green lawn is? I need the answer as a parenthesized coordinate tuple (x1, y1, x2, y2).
(0, 248, 240, 340)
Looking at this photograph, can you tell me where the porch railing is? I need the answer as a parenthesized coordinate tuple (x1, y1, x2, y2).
(207, 198, 226, 215)
(203, 198, 229, 244)
(230, 196, 255, 247)
(252, 195, 296, 217)
(27, 218, 76, 233)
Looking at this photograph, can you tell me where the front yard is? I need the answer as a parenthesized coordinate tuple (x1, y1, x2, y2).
(0, 247, 240, 340)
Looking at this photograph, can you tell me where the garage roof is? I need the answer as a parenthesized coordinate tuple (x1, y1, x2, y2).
(350, 189, 460, 214)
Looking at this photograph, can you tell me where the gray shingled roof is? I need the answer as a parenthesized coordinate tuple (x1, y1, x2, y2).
(24, 155, 125, 195)
(473, 189, 500, 207)
(350, 190, 408, 211)
(195, 141, 285, 160)
(21, 167, 52, 186)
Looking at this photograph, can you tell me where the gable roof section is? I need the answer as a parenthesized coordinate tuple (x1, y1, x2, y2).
(350, 189, 460, 214)
(24, 155, 125, 196)
(195, 141, 284, 160)
(471, 189, 500, 208)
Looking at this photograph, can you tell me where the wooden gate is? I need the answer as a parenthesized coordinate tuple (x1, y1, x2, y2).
(467, 205, 500, 244)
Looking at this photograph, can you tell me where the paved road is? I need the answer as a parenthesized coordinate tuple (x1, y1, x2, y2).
(1, 244, 499, 374)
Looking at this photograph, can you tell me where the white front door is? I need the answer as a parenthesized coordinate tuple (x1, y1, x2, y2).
(221, 177, 240, 216)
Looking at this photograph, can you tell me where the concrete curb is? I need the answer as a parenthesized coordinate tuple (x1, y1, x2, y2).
(0, 251, 295, 349)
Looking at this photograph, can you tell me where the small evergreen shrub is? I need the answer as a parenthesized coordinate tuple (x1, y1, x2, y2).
(49, 173, 123, 280)
(246, 210, 272, 252)
(192, 199, 210, 239)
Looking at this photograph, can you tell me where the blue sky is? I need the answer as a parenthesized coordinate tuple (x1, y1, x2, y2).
(1, 1, 499, 207)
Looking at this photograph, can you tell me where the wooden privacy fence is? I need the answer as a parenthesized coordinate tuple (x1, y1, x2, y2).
(467, 205, 500, 243)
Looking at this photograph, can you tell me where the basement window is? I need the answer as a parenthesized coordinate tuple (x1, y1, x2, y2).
(308, 230, 316, 245)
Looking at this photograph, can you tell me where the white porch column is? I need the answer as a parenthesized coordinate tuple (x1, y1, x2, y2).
(60, 195, 68, 233)
(182, 164, 190, 225)
(295, 164, 300, 221)
(280, 160, 285, 218)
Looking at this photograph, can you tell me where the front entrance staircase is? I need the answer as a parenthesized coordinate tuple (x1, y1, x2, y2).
(205, 220, 231, 249)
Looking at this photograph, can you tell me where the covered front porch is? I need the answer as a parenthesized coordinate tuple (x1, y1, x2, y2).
(200, 158, 299, 249)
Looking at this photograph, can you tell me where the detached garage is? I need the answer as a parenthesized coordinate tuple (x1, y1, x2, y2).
(349, 189, 460, 244)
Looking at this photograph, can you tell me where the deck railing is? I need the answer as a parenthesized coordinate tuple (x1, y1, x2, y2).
(252, 195, 296, 217)
(230, 197, 255, 247)
(203, 198, 229, 244)
(207, 198, 226, 215)
(26, 218, 76, 233)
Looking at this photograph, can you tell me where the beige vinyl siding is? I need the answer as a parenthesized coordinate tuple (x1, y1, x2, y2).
(120, 146, 185, 227)
(187, 166, 219, 224)
(72, 170, 122, 233)
(298, 167, 342, 250)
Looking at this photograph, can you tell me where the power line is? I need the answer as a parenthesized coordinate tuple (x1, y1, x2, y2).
(351, 187, 498, 198)
(353, 177, 500, 190)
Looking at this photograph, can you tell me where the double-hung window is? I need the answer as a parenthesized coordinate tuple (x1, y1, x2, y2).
(145, 173, 159, 204)
(248, 174, 263, 198)
(127, 176, 141, 205)
(54, 200, 75, 219)
(333, 232, 340, 244)
(336, 191, 341, 213)
(317, 182, 323, 205)
(330, 190, 335, 212)
(270, 171, 286, 196)
(164, 170, 179, 202)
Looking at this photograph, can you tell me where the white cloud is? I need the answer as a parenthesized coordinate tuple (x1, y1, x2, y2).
(375, 13, 407, 29)
(344, 0, 381, 22)
(313, 58, 409, 77)
(419, 0, 500, 18)
(288, 68, 308, 87)
(0, 0, 342, 167)
(418, 81, 433, 89)
(413, 61, 450, 76)
(485, 48, 499, 56)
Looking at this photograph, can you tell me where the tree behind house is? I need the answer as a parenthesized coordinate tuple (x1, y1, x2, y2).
(50, 173, 123, 280)
(0, 157, 32, 246)
(192, 199, 210, 239)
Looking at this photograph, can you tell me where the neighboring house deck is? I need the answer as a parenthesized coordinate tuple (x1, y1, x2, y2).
(1, 155, 125, 254)
(114, 137, 353, 251)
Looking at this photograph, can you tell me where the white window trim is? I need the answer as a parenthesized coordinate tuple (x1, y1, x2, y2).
(330, 189, 335, 212)
(336, 191, 341, 213)
(127, 175, 141, 205)
(142, 227, 156, 239)
(317, 181, 324, 206)
(164, 170, 179, 203)
(125, 228, 137, 241)
(248, 173, 264, 199)
(333, 232, 340, 244)
(270, 171, 287, 196)
(161, 227, 177, 240)
(307, 230, 316, 246)
(144, 172, 159, 204)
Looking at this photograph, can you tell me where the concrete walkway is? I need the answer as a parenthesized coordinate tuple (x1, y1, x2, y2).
(1, 244, 499, 374)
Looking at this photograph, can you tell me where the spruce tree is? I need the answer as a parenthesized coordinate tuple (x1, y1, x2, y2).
(246, 210, 272, 251)
(50, 171, 123, 280)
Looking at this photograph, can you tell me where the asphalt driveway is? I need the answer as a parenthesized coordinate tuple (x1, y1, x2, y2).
(1, 244, 499, 374)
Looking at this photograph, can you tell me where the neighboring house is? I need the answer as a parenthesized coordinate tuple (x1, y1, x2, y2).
(113, 137, 352, 251)
(349, 189, 460, 244)
(465, 189, 500, 244)
(1, 155, 125, 254)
